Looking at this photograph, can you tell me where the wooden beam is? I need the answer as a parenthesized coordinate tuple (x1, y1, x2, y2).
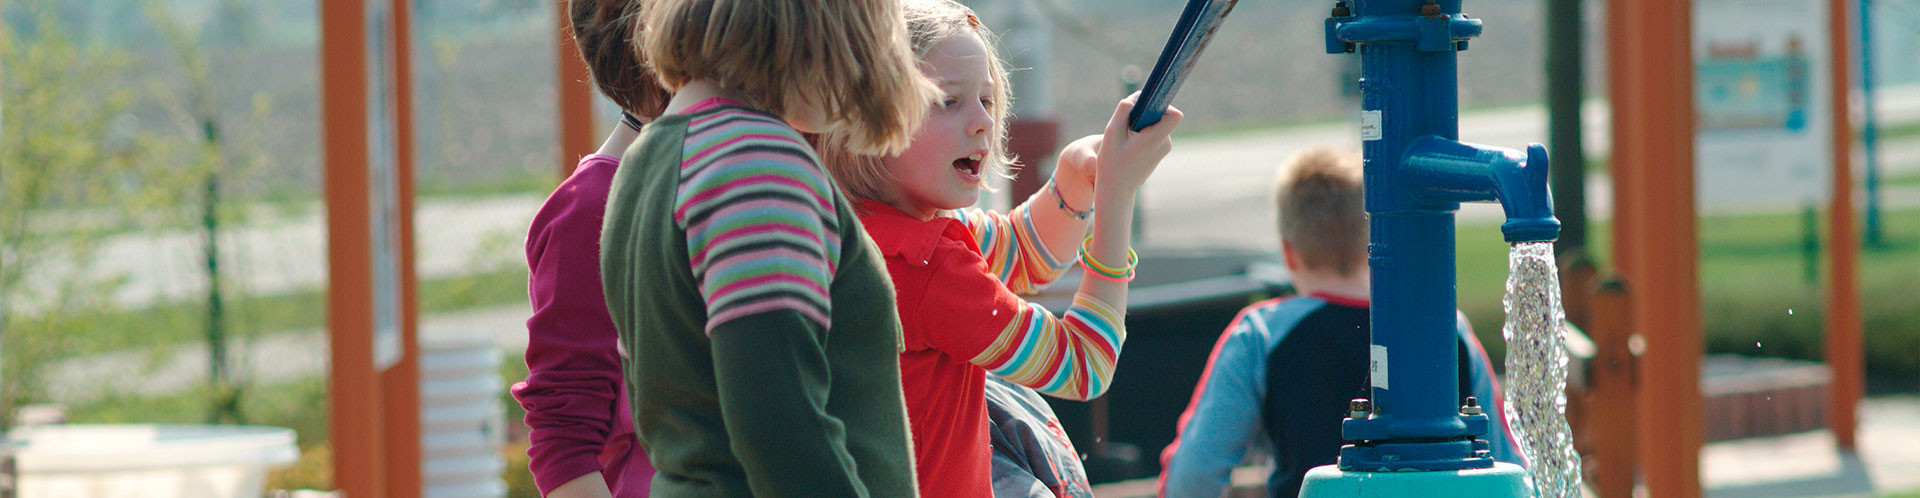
(1611, 0, 1704, 496)
(556, 3, 597, 178)
(1584, 279, 1639, 498)
(320, 0, 386, 495)
(1824, 0, 1862, 452)
(381, 0, 422, 494)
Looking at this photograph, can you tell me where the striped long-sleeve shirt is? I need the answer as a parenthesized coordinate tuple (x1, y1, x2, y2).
(857, 198, 1126, 497)
(953, 204, 1075, 295)
(600, 99, 916, 497)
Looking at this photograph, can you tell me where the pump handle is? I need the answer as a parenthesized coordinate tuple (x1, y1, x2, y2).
(1129, 0, 1241, 131)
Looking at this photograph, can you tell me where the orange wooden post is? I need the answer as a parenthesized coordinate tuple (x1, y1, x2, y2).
(1598, 0, 1644, 490)
(1611, 0, 1704, 496)
(556, 3, 598, 178)
(1585, 280, 1639, 498)
(320, 0, 387, 495)
(324, 0, 421, 494)
(1604, 0, 1640, 281)
(1824, 0, 1863, 453)
(381, 0, 423, 494)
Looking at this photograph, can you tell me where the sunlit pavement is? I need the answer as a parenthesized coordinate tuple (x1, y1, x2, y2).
(1702, 396, 1920, 498)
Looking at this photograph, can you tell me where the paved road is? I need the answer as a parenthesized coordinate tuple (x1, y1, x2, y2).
(25, 91, 1920, 402)
(1138, 93, 1920, 251)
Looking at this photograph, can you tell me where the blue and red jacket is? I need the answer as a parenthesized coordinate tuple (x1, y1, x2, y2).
(1157, 293, 1524, 498)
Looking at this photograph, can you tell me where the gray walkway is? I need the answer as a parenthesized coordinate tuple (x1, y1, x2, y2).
(1137, 88, 1920, 252)
(1703, 396, 1920, 497)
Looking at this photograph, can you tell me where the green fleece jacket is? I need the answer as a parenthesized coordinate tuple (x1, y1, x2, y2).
(600, 102, 917, 497)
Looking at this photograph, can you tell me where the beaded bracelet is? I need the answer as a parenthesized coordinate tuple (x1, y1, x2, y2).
(1079, 241, 1137, 283)
(1050, 182, 1092, 220)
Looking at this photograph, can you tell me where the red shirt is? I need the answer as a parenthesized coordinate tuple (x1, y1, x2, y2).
(857, 200, 1035, 498)
(510, 154, 653, 496)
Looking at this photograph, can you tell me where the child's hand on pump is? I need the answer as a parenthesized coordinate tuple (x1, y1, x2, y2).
(1097, 95, 1183, 195)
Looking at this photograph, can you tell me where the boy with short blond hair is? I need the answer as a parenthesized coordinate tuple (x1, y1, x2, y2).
(1156, 146, 1522, 498)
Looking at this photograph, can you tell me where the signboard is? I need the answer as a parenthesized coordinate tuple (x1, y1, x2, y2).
(1693, 0, 1832, 211)
(368, 0, 403, 370)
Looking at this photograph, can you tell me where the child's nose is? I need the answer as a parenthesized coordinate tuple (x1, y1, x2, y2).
(968, 108, 991, 137)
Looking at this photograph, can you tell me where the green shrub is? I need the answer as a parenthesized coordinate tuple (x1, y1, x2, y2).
(1458, 209, 1920, 393)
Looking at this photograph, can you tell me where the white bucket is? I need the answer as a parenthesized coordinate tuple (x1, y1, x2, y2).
(8, 424, 298, 498)
(419, 335, 505, 498)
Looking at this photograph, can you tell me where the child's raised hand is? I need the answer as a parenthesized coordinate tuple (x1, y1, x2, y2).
(1050, 134, 1102, 209)
(1095, 95, 1183, 194)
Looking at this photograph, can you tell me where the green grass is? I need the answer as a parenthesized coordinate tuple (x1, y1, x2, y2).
(13, 268, 528, 364)
(1876, 119, 1920, 140)
(416, 170, 558, 200)
(1885, 170, 1920, 187)
(64, 376, 331, 444)
(1456, 208, 1920, 392)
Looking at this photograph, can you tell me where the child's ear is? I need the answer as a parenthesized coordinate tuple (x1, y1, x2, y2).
(1281, 242, 1303, 272)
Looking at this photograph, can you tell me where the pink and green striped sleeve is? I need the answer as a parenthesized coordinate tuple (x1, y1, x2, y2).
(673, 109, 841, 333)
(954, 206, 1075, 295)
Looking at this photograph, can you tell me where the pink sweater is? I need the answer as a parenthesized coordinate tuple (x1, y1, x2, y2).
(510, 153, 653, 496)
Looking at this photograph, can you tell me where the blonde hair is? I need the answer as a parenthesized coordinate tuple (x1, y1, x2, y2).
(639, 0, 935, 155)
(1275, 146, 1367, 275)
(818, 0, 1017, 203)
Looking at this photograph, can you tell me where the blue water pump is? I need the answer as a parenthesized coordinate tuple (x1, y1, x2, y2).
(1298, 0, 1559, 495)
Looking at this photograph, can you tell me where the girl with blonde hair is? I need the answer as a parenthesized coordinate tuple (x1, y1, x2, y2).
(821, 1, 1185, 494)
(598, 0, 936, 495)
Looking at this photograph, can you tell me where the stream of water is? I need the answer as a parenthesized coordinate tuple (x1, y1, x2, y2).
(1502, 241, 1583, 497)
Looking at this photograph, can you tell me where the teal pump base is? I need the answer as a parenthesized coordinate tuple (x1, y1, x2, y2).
(1297, 462, 1531, 497)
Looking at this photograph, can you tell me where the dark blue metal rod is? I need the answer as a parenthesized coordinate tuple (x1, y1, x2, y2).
(1129, 0, 1239, 131)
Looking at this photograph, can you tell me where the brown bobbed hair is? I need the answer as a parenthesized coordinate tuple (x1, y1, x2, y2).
(568, 0, 671, 119)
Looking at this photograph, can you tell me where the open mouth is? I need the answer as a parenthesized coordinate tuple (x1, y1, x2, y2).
(952, 152, 985, 177)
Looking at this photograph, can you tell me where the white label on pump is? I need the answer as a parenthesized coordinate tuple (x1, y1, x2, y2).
(1370, 345, 1389, 389)
(1360, 110, 1383, 141)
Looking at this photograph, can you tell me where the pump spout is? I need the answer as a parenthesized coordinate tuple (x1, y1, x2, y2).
(1498, 144, 1560, 243)
(1400, 136, 1561, 243)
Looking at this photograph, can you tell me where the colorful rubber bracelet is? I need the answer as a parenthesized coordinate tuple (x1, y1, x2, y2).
(1078, 242, 1137, 281)
(1080, 264, 1136, 283)
(1050, 182, 1092, 220)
